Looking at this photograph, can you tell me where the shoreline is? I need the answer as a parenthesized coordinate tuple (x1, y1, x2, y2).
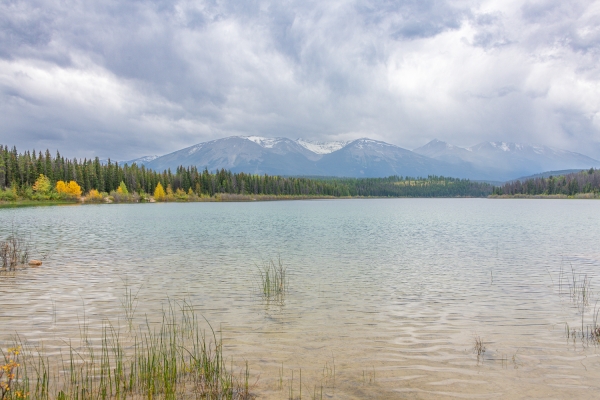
(0, 195, 494, 208)
(488, 193, 599, 199)
(3, 194, 599, 208)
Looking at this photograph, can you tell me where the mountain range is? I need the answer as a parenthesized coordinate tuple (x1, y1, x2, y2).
(124, 137, 600, 182)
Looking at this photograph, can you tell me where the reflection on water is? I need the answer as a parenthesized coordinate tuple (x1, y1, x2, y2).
(1, 199, 600, 398)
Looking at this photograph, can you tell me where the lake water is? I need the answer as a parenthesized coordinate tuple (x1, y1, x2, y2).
(1, 199, 599, 398)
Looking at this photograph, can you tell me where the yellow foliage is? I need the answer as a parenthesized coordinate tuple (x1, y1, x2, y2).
(154, 182, 166, 201)
(67, 181, 82, 197)
(0, 347, 21, 399)
(86, 189, 103, 201)
(55, 180, 67, 193)
(117, 181, 129, 195)
(56, 180, 82, 197)
(32, 174, 51, 194)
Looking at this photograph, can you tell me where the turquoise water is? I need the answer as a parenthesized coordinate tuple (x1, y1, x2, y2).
(1, 199, 599, 398)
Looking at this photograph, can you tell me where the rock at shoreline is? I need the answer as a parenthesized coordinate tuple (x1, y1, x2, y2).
(29, 259, 42, 267)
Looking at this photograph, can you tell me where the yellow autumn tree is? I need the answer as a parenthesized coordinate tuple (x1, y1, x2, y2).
(32, 174, 51, 194)
(154, 182, 165, 201)
(56, 180, 82, 197)
(67, 181, 82, 197)
(56, 180, 68, 194)
(116, 181, 129, 195)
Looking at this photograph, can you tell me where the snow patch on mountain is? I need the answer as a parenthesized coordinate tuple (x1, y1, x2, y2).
(138, 155, 159, 162)
(351, 138, 396, 150)
(295, 138, 350, 154)
(243, 136, 283, 148)
(470, 141, 576, 156)
(124, 155, 159, 165)
(187, 144, 204, 155)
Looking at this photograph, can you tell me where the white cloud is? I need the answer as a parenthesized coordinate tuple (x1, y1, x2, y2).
(1, 0, 600, 159)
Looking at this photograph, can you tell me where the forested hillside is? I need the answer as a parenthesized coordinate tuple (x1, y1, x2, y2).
(0, 145, 492, 200)
(493, 168, 600, 196)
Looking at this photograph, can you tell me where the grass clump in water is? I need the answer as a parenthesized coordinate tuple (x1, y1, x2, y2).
(257, 257, 287, 303)
(558, 264, 600, 343)
(0, 234, 30, 271)
(3, 300, 254, 399)
(473, 336, 486, 363)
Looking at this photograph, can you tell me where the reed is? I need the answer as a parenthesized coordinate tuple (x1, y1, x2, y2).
(0, 234, 30, 271)
(3, 299, 253, 399)
(473, 336, 486, 363)
(257, 257, 287, 303)
(362, 366, 375, 385)
(120, 277, 142, 332)
(567, 264, 592, 309)
(559, 264, 600, 342)
(592, 302, 600, 339)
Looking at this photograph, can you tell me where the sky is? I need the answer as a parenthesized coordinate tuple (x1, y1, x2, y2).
(1, 0, 600, 160)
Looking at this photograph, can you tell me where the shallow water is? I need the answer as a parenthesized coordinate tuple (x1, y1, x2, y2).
(1, 199, 600, 398)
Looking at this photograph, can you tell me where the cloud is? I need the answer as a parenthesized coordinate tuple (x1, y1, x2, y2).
(1, 0, 600, 159)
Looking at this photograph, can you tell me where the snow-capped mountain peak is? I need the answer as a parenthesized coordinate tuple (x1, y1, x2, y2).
(350, 138, 397, 150)
(488, 141, 523, 151)
(243, 136, 285, 148)
(295, 138, 350, 154)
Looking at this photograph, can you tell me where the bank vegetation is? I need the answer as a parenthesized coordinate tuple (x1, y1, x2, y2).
(491, 168, 600, 198)
(0, 145, 493, 204)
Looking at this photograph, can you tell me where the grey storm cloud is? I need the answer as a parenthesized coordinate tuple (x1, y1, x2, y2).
(1, 0, 600, 160)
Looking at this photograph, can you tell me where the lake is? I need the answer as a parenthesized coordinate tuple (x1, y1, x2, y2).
(1, 199, 599, 398)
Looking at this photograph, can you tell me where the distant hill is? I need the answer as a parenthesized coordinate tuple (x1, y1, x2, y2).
(131, 136, 600, 181)
(510, 169, 587, 182)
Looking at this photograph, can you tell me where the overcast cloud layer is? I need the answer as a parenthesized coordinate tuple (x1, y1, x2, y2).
(1, 0, 600, 159)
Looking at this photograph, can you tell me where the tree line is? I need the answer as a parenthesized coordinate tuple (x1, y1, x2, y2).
(493, 168, 600, 196)
(0, 145, 493, 200)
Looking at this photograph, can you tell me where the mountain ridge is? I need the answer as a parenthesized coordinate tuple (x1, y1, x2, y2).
(125, 136, 600, 182)
(414, 139, 600, 181)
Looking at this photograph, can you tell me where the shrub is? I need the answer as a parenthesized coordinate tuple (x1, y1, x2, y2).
(110, 190, 129, 203)
(166, 184, 175, 201)
(0, 188, 17, 201)
(175, 188, 188, 201)
(85, 189, 104, 203)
